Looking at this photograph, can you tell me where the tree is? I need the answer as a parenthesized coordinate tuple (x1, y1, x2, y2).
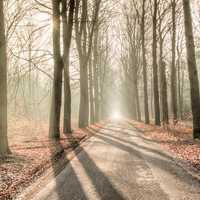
(49, 0, 63, 138)
(75, 0, 89, 128)
(75, 0, 101, 128)
(93, 28, 100, 122)
(0, 0, 10, 155)
(152, 0, 161, 125)
(182, 0, 200, 139)
(141, 0, 150, 124)
(157, 1, 170, 124)
(171, 0, 178, 121)
(62, 0, 75, 133)
(88, 56, 95, 124)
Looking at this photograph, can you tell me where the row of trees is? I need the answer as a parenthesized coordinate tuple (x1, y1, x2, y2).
(0, 0, 115, 155)
(74, 0, 115, 127)
(120, 0, 200, 139)
(49, 0, 113, 138)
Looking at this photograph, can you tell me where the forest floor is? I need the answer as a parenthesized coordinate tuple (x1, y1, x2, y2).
(128, 120, 200, 174)
(0, 118, 103, 200)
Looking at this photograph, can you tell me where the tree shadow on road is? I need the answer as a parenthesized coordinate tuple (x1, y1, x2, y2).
(86, 126, 200, 187)
(49, 122, 200, 200)
(89, 126, 174, 160)
(49, 130, 125, 200)
(49, 138, 88, 200)
(67, 131, 125, 200)
(74, 146, 125, 200)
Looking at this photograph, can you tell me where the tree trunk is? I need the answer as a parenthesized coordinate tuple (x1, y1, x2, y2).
(49, 0, 63, 139)
(93, 29, 99, 122)
(182, 0, 200, 139)
(152, 0, 161, 125)
(75, 0, 89, 128)
(158, 19, 169, 124)
(89, 57, 95, 124)
(160, 60, 169, 124)
(79, 58, 89, 128)
(131, 83, 137, 119)
(75, 0, 101, 128)
(180, 69, 185, 119)
(141, 0, 150, 124)
(177, 47, 183, 119)
(99, 52, 105, 120)
(150, 70, 154, 119)
(62, 0, 75, 133)
(135, 82, 141, 121)
(0, 0, 10, 155)
(171, 0, 178, 121)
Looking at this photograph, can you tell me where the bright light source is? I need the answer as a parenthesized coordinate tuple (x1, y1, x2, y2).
(112, 112, 121, 120)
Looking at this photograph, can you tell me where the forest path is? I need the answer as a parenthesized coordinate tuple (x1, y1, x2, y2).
(32, 120, 200, 200)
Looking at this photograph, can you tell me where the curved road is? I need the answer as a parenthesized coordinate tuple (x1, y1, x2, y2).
(32, 121, 200, 200)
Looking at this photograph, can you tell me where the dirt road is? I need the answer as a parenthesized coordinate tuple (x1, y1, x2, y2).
(29, 121, 200, 200)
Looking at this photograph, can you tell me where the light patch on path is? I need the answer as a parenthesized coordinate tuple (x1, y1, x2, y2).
(30, 121, 200, 200)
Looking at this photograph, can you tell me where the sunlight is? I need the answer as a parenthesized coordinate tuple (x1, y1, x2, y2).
(112, 112, 121, 120)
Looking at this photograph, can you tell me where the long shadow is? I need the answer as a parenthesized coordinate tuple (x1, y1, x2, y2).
(68, 134, 126, 200)
(89, 126, 174, 161)
(49, 139, 88, 200)
(95, 123, 148, 137)
(95, 126, 137, 138)
(86, 127, 200, 186)
(98, 124, 194, 148)
(49, 131, 125, 200)
(49, 122, 200, 199)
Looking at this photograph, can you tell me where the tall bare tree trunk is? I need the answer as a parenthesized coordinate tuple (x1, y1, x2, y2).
(62, 0, 75, 133)
(177, 46, 183, 119)
(171, 0, 178, 121)
(89, 57, 95, 124)
(79, 58, 89, 127)
(182, 0, 200, 139)
(158, 18, 169, 124)
(152, 0, 160, 125)
(49, 0, 63, 139)
(131, 83, 137, 119)
(75, 0, 101, 128)
(180, 69, 185, 119)
(0, 0, 10, 155)
(135, 82, 141, 121)
(93, 29, 99, 122)
(141, 0, 149, 124)
(99, 49, 106, 120)
(74, 0, 89, 128)
(160, 60, 169, 124)
(150, 71, 154, 119)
